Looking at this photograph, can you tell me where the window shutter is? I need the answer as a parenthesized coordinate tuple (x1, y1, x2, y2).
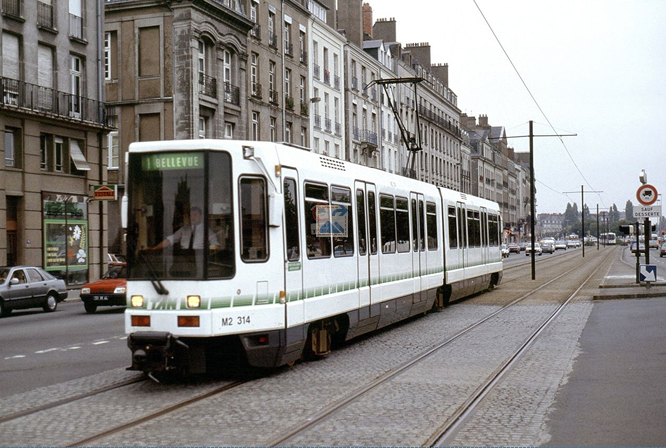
(2, 34, 20, 79)
(38, 45, 53, 88)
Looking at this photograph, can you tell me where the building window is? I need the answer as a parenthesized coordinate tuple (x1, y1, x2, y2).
(270, 117, 277, 142)
(199, 116, 206, 139)
(4, 127, 21, 168)
(285, 122, 292, 143)
(198, 40, 206, 77)
(251, 52, 259, 96)
(40, 134, 49, 170)
(285, 68, 291, 97)
(250, 0, 257, 23)
(2, 33, 21, 106)
(55, 137, 65, 172)
(70, 55, 82, 118)
(104, 32, 112, 80)
(69, 0, 83, 40)
(284, 21, 291, 54)
(107, 131, 119, 169)
(225, 122, 234, 139)
(300, 76, 306, 103)
(300, 127, 307, 146)
(252, 112, 259, 140)
(268, 11, 276, 47)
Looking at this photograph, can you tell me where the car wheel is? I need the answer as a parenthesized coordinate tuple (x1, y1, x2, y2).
(43, 293, 58, 312)
(0, 300, 11, 318)
(84, 302, 97, 314)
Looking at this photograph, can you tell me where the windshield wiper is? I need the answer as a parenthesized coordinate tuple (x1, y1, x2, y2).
(127, 236, 169, 296)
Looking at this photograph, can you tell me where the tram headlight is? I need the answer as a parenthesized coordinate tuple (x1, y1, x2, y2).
(130, 295, 144, 308)
(186, 295, 201, 308)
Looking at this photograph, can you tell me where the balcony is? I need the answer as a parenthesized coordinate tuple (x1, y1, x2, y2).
(269, 33, 278, 49)
(335, 121, 341, 136)
(323, 69, 330, 85)
(69, 14, 85, 41)
(334, 75, 340, 90)
(313, 64, 320, 80)
(268, 89, 279, 105)
(2, 0, 21, 18)
(314, 114, 321, 129)
(223, 82, 240, 106)
(299, 101, 308, 116)
(284, 42, 293, 57)
(300, 50, 308, 65)
(351, 77, 358, 91)
(0, 77, 107, 126)
(198, 72, 217, 98)
(324, 117, 331, 133)
(251, 82, 262, 99)
(250, 23, 261, 39)
(360, 129, 378, 147)
(37, 1, 54, 29)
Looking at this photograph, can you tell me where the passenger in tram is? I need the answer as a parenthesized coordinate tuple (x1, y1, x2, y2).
(149, 206, 220, 251)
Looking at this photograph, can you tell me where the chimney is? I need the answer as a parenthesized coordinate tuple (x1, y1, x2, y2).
(431, 63, 448, 87)
(461, 113, 476, 130)
(337, 0, 363, 47)
(363, 3, 373, 39)
(478, 114, 489, 128)
(373, 17, 396, 42)
(405, 42, 431, 69)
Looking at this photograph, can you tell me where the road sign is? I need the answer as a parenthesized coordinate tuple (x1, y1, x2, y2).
(634, 205, 662, 218)
(636, 184, 658, 206)
(639, 264, 657, 282)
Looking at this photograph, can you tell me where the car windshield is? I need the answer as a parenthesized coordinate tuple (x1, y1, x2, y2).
(127, 151, 235, 280)
(103, 265, 127, 279)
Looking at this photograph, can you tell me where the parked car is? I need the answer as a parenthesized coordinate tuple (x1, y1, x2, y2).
(660, 243, 666, 258)
(526, 242, 543, 256)
(107, 253, 126, 266)
(508, 243, 521, 254)
(80, 264, 127, 314)
(541, 242, 555, 254)
(555, 240, 567, 250)
(519, 242, 527, 252)
(0, 266, 68, 317)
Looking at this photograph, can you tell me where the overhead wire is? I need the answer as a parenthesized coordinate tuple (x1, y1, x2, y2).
(472, 0, 607, 209)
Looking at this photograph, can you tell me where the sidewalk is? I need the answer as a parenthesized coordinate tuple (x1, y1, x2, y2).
(594, 246, 666, 299)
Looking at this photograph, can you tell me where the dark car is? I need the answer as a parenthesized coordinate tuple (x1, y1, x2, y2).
(0, 266, 68, 317)
(80, 264, 127, 313)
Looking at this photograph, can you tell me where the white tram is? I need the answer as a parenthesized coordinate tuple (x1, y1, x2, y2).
(125, 140, 503, 374)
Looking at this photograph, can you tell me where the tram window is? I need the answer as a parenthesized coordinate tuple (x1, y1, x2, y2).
(284, 178, 300, 261)
(448, 206, 457, 249)
(208, 152, 234, 278)
(411, 199, 419, 251)
(458, 207, 465, 248)
(396, 197, 410, 253)
(489, 215, 499, 246)
(380, 194, 396, 253)
(305, 183, 331, 259)
(368, 191, 378, 255)
(357, 189, 367, 256)
(240, 177, 268, 262)
(481, 211, 487, 247)
(427, 202, 438, 250)
(332, 186, 354, 257)
(419, 200, 426, 252)
(467, 210, 481, 248)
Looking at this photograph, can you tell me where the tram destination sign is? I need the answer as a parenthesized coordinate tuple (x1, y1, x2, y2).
(634, 205, 662, 218)
(142, 152, 203, 171)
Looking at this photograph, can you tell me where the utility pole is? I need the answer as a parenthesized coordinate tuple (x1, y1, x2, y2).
(563, 187, 603, 258)
(499, 120, 576, 280)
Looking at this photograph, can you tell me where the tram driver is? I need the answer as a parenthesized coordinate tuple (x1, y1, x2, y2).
(150, 206, 220, 251)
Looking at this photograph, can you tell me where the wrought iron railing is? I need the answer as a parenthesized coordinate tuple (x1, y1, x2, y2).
(2, 0, 21, 17)
(0, 77, 106, 126)
(224, 82, 240, 105)
(198, 72, 217, 97)
(69, 14, 84, 40)
(251, 82, 262, 99)
(37, 1, 54, 28)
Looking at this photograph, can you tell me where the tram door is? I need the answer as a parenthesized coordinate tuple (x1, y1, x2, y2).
(457, 202, 467, 268)
(410, 192, 426, 302)
(355, 181, 378, 316)
(282, 168, 304, 327)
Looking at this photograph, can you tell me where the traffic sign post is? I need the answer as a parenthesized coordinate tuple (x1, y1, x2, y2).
(637, 184, 658, 206)
(640, 264, 657, 289)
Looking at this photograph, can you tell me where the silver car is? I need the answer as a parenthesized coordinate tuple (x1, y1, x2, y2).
(0, 266, 68, 317)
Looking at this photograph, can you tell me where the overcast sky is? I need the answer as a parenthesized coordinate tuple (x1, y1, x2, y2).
(368, 0, 666, 215)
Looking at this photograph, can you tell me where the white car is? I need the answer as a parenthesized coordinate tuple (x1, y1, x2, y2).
(526, 242, 543, 256)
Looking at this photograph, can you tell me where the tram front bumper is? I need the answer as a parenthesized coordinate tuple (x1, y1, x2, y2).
(127, 332, 190, 374)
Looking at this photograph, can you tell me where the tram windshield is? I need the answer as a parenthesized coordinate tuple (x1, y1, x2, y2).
(127, 151, 234, 280)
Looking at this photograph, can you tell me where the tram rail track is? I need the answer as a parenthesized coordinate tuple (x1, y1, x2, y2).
(263, 248, 615, 446)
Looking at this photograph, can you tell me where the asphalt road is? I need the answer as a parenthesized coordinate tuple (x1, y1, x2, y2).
(0, 298, 128, 398)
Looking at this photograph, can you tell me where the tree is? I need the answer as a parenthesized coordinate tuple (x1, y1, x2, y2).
(583, 204, 591, 222)
(563, 203, 579, 228)
(625, 200, 634, 221)
(609, 204, 621, 224)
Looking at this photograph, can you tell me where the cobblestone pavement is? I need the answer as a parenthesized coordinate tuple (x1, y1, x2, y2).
(0, 248, 621, 446)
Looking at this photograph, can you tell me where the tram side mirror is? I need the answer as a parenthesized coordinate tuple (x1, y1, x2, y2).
(269, 192, 283, 227)
(121, 194, 128, 229)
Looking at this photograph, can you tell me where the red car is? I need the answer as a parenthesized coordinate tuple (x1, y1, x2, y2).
(80, 264, 127, 313)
